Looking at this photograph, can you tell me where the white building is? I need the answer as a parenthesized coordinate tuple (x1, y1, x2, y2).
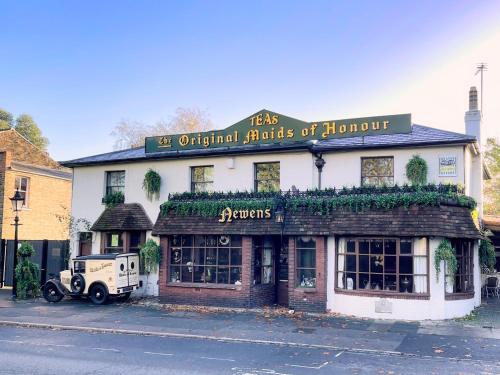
(63, 88, 488, 320)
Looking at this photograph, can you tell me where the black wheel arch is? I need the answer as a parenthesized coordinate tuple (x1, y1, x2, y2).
(44, 279, 68, 295)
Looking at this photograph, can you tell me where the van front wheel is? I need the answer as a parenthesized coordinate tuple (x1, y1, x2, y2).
(89, 284, 108, 305)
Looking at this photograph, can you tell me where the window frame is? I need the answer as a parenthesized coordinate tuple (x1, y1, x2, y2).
(190, 165, 214, 193)
(445, 239, 475, 298)
(254, 162, 280, 193)
(105, 170, 125, 196)
(296, 237, 317, 289)
(15, 176, 30, 208)
(360, 156, 394, 187)
(168, 235, 242, 286)
(335, 237, 430, 298)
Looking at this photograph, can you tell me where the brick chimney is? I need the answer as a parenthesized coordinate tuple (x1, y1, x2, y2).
(465, 86, 482, 150)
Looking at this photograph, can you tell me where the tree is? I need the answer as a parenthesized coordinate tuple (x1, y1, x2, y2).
(111, 107, 213, 150)
(0, 108, 13, 130)
(14, 114, 49, 150)
(484, 137, 500, 215)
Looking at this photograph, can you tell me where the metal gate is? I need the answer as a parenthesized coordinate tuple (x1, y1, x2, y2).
(0, 240, 68, 288)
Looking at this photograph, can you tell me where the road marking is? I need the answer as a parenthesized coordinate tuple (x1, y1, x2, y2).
(286, 361, 329, 369)
(144, 351, 174, 357)
(335, 351, 344, 358)
(200, 356, 236, 362)
(92, 347, 120, 353)
(0, 340, 24, 344)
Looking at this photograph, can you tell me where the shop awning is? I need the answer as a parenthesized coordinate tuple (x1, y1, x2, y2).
(153, 204, 481, 239)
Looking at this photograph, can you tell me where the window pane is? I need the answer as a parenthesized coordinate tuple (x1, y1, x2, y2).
(217, 267, 229, 284)
(297, 237, 316, 249)
(359, 240, 370, 254)
(193, 248, 205, 265)
(384, 274, 397, 291)
(399, 257, 413, 274)
(347, 240, 355, 253)
(182, 248, 193, 264)
(130, 232, 143, 248)
(346, 255, 356, 272)
(400, 240, 412, 254)
(230, 267, 242, 284)
(255, 162, 280, 192)
(297, 269, 316, 288)
(359, 255, 369, 272)
(218, 248, 229, 265)
(193, 266, 205, 282)
(384, 240, 396, 255)
(206, 248, 217, 265)
(371, 240, 383, 254)
(400, 275, 413, 293)
(171, 248, 181, 264)
(361, 158, 394, 187)
(297, 249, 315, 268)
(170, 266, 180, 282)
(181, 266, 193, 282)
(230, 249, 242, 266)
(385, 256, 396, 273)
(205, 267, 216, 283)
(346, 272, 356, 289)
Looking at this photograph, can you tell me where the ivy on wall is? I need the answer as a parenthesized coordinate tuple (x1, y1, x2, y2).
(160, 183, 475, 217)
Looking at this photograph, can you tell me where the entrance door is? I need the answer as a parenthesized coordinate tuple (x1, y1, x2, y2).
(277, 238, 289, 306)
(79, 232, 92, 256)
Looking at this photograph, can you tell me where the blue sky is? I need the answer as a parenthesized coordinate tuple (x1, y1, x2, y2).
(1, 1, 499, 160)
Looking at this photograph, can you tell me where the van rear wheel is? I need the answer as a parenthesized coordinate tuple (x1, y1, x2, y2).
(89, 284, 108, 305)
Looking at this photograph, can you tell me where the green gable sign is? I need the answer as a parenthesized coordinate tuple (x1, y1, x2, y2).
(145, 110, 411, 153)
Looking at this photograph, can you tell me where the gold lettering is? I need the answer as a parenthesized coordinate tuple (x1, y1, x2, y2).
(179, 135, 189, 146)
(272, 115, 279, 124)
(286, 129, 294, 138)
(256, 114, 263, 125)
(383, 120, 389, 129)
(244, 129, 260, 144)
(321, 122, 336, 138)
(301, 127, 309, 137)
(339, 124, 346, 133)
(349, 123, 358, 132)
(240, 210, 249, 219)
(203, 136, 210, 147)
(361, 122, 369, 131)
(372, 121, 380, 130)
(277, 127, 285, 139)
(218, 207, 233, 223)
(264, 208, 272, 218)
(233, 210, 239, 219)
(256, 209, 264, 218)
(249, 210, 255, 218)
(310, 123, 317, 136)
(226, 134, 233, 143)
(217, 135, 224, 143)
(262, 131, 269, 140)
(250, 116, 256, 126)
(264, 113, 272, 125)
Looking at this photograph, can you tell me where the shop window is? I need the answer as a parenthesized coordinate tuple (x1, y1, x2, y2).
(336, 238, 428, 294)
(254, 162, 280, 192)
(253, 237, 274, 284)
(446, 240, 474, 294)
(191, 166, 214, 193)
(296, 237, 316, 288)
(169, 235, 242, 285)
(15, 176, 30, 208)
(104, 232, 124, 254)
(361, 157, 394, 187)
(105, 171, 125, 195)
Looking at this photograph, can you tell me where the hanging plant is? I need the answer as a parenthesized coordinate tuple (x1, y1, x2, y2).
(139, 239, 161, 274)
(103, 191, 125, 208)
(434, 239, 458, 280)
(143, 169, 161, 201)
(479, 239, 496, 272)
(15, 242, 41, 299)
(406, 155, 428, 186)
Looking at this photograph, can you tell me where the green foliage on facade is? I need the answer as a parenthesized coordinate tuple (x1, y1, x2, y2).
(479, 239, 496, 271)
(14, 113, 49, 150)
(15, 242, 41, 299)
(160, 184, 475, 216)
(434, 239, 458, 280)
(139, 239, 162, 274)
(406, 155, 428, 185)
(142, 169, 162, 201)
(484, 137, 500, 215)
(103, 191, 125, 208)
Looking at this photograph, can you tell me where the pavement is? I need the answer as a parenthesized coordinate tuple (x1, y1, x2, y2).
(1, 288, 500, 365)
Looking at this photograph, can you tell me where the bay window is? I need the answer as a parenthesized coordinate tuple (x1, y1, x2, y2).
(445, 239, 474, 294)
(336, 238, 428, 294)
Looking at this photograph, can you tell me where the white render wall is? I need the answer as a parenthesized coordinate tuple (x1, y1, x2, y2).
(327, 237, 481, 320)
(321, 145, 466, 189)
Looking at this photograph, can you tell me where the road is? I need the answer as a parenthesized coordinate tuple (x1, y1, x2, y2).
(0, 326, 499, 375)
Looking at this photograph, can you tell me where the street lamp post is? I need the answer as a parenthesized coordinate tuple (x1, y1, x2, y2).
(314, 154, 326, 190)
(9, 189, 24, 298)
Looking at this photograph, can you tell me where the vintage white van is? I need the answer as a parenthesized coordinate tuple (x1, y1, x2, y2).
(43, 253, 139, 305)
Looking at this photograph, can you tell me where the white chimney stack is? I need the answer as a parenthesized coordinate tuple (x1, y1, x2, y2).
(465, 86, 482, 150)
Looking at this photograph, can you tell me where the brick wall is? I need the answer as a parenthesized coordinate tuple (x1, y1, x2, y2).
(0, 152, 6, 240)
(288, 236, 327, 313)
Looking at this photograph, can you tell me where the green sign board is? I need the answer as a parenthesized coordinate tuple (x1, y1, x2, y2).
(145, 110, 411, 153)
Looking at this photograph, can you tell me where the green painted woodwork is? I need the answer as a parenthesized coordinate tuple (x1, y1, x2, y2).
(145, 110, 411, 153)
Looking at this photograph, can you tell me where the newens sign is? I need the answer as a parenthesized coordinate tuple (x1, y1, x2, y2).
(145, 110, 411, 153)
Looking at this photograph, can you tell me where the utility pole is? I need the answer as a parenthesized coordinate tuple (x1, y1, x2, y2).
(475, 63, 488, 114)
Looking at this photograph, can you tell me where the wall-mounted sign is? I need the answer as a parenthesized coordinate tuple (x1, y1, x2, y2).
(218, 207, 272, 223)
(439, 156, 457, 176)
(145, 110, 412, 153)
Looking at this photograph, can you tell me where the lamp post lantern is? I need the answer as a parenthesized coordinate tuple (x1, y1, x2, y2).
(9, 189, 23, 298)
(314, 154, 326, 190)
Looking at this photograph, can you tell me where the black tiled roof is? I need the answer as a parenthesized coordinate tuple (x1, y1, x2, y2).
(62, 125, 476, 167)
(91, 203, 153, 232)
